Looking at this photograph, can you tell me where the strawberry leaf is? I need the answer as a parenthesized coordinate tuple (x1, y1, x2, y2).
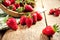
(16, 7, 25, 13)
(26, 12, 32, 18)
(3, 15, 9, 23)
(26, 12, 30, 16)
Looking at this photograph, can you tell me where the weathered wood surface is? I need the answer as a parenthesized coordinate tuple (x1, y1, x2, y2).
(1, 0, 48, 40)
(0, 0, 60, 40)
(43, 0, 60, 40)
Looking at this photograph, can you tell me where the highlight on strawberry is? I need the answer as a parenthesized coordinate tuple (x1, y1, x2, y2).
(49, 8, 60, 17)
(42, 24, 60, 36)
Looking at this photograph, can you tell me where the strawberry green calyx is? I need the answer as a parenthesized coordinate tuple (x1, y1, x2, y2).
(7, 5, 13, 10)
(26, 12, 32, 18)
(26, 12, 31, 16)
(53, 24, 60, 33)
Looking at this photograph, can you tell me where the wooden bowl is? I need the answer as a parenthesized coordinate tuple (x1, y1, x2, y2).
(0, 4, 26, 17)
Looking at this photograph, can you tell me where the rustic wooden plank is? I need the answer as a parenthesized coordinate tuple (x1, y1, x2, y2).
(1, 0, 49, 40)
(43, 0, 60, 10)
(43, 0, 60, 40)
(2, 20, 48, 40)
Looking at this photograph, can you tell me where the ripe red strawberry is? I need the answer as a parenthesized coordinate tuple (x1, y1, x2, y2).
(25, 5, 33, 12)
(32, 13, 37, 24)
(8, 4, 16, 11)
(25, 17, 33, 28)
(35, 12, 42, 21)
(12, 4, 16, 11)
(42, 24, 59, 36)
(6, 18, 18, 30)
(14, 3, 20, 8)
(49, 9, 55, 14)
(3, 0, 11, 7)
(54, 11, 59, 16)
(9, 0, 15, 4)
(20, 16, 26, 25)
(53, 8, 60, 16)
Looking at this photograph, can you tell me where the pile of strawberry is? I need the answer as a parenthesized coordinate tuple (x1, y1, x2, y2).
(20, 12, 42, 27)
(6, 11, 42, 30)
(49, 8, 60, 16)
(2, 0, 35, 12)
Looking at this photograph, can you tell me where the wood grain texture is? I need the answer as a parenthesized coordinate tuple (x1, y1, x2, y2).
(1, 0, 49, 40)
(43, 0, 60, 40)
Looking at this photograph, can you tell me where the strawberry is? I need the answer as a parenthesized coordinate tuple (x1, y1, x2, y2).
(12, 4, 16, 11)
(32, 13, 37, 24)
(25, 5, 33, 12)
(49, 8, 60, 17)
(25, 17, 33, 28)
(9, 0, 15, 4)
(3, 0, 11, 7)
(6, 18, 18, 30)
(49, 9, 55, 14)
(42, 24, 59, 36)
(54, 8, 60, 16)
(54, 10, 59, 16)
(35, 12, 42, 21)
(20, 16, 26, 25)
(14, 3, 20, 8)
(8, 4, 16, 11)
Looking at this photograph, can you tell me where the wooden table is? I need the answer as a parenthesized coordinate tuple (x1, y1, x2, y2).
(43, 0, 60, 40)
(0, 0, 60, 40)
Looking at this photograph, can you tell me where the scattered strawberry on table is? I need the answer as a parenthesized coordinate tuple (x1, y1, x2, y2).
(6, 18, 18, 30)
(42, 24, 60, 36)
(35, 12, 42, 21)
(2, 0, 35, 13)
(6, 11, 42, 30)
(49, 8, 60, 16)
(20, 11, 42, 28)
(20, 16, 26, 25)
(32, 12, 37, 24)
(25, 16, 33, 28)
(25, 5, 33, 12)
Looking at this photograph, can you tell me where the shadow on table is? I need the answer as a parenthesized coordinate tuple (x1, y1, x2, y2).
(0, 30, 7, 40)
(40, 33, 49, 40)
